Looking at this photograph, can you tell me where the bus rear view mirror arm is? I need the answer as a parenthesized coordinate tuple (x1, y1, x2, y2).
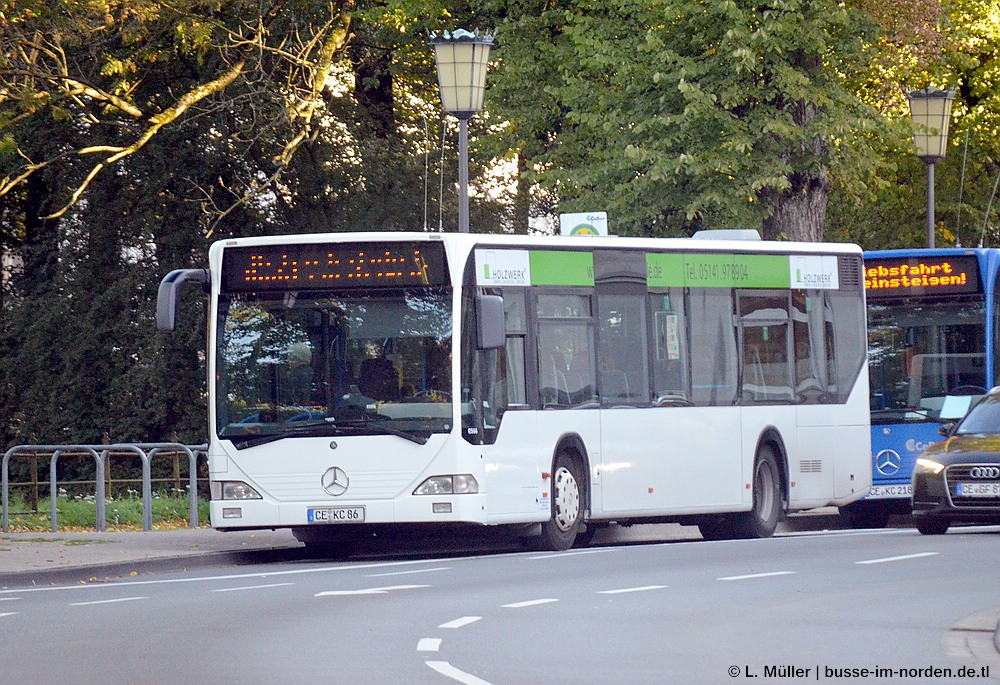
(157, 268, 209, 332)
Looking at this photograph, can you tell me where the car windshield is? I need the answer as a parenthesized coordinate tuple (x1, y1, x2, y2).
(867, 297, 987, 422)
(955, 395, 1000, 435)
(215, 288, 453, 447)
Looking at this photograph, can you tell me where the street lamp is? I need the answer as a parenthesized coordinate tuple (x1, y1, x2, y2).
(907, 86, 956, 248)
(430, 29, 493, 233)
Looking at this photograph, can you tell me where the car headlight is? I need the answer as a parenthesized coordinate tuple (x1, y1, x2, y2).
(915, 457, 945, 475)
(414, 475, 479, 495)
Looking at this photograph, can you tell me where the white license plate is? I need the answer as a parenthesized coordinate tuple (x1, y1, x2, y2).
(307, 506, 365, 523)
(956, 482, 1000, 497)
(868, 484, 912, 498)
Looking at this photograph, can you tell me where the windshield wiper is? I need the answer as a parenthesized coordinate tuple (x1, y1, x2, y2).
(228, 416, 428, 449)
(335, 417, 429, 445)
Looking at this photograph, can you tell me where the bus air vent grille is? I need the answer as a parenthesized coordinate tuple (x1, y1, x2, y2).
(838, 256, 862, 289)
(800, 459, 823, 474)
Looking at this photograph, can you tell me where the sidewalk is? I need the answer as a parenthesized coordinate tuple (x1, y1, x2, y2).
(0, 527, 302, 588)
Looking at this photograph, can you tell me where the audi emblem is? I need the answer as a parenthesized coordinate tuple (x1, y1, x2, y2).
(969, 466, 1000, 479)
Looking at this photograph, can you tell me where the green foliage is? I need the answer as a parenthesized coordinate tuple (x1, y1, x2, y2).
(1, 0, 1000, 449)
(3, 492, 210, 531)
(485, 0, 883, 240)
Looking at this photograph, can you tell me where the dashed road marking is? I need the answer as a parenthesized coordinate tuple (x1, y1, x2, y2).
(502, 598, 558, 608)
(367, 567, 450, 578)
(212, 582, 294, 593)
(718, 571, 795, 581)
(855, 552, 939, 565)
(426, 660, 495, 685)
(315, 584, 429, 597)
(417, 638, 442, 652)
(598, 585, 667, 594)
(69, 596, 147, 606)
(439, 616, 482, 629)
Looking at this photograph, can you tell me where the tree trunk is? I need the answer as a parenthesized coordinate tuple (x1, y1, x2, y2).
(761, 168, 830, 242)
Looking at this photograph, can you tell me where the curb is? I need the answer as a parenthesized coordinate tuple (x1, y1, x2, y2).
(0, 546, 303, 590)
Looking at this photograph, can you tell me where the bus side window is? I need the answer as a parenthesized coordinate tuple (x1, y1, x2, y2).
(597, 293, 649, 405)
(649, 291, 688, 405)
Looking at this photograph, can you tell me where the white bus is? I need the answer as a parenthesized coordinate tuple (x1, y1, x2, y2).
(157, 231, 871, 551)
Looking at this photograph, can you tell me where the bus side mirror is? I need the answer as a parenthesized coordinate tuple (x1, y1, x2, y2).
(157, 269, 209, 332)
(476, 294, 505, 350)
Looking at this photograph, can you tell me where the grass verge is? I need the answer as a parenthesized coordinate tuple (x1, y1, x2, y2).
(3, 492, 210, 532)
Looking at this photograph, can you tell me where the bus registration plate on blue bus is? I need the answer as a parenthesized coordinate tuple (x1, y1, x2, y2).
(308, 506, 365, 523)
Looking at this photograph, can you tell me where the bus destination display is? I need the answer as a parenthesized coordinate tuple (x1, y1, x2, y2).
(222, 242, 447, 291)
(864, 255, 980, 298)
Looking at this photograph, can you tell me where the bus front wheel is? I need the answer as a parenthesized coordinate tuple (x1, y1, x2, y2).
(536, 455, 583, 551)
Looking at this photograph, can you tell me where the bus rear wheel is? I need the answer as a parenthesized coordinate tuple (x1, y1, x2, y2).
(700, 445, 783, 540)
(536, 455, 583, 551)
(739, 445, 783, 538)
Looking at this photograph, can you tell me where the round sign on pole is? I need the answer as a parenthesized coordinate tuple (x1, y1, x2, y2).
(560, 212, 608, 236)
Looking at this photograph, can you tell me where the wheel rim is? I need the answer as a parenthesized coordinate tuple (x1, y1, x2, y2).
(754, 459, 776, 522)
(552, 466, 580, 532)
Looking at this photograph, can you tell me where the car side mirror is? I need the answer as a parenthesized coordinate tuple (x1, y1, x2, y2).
(939, 421, 956, 437)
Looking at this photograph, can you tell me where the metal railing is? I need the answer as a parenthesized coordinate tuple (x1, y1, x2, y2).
(2, 443, 207, 533)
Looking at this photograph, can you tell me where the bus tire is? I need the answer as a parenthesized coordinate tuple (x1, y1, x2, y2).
(732, 444, 783, 539)
(838, 500, 892, 529)
(292, 526, 361, 559)
(536, 454, 584, 551)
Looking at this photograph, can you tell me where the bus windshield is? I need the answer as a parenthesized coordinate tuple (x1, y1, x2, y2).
(215, 288, 453, 447)
(868, 296, 986, 421)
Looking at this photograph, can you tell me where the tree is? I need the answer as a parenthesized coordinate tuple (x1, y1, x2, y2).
(484, 0, 882, 241)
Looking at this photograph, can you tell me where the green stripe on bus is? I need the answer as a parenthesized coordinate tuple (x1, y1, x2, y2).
(529, 251, 595, 286)
(646, 253, 790, 288)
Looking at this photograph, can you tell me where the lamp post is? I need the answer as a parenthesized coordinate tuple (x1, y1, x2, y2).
(431, 29, 493, 233)
(907, 86, 956, 248)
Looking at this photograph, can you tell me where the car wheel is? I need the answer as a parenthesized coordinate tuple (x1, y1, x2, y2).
(915, 517, 949, 535)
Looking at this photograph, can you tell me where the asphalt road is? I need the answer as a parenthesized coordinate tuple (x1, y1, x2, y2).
(2, 526, 999, 685)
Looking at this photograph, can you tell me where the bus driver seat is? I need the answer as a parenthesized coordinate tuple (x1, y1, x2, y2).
(358, 357, 401, 401)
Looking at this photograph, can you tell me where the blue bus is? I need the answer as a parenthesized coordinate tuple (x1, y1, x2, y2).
(840, 248, 1000, 528)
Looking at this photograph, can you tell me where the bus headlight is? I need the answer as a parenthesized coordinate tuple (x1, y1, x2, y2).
(414, 475, 479, 495)
(213, 481, 263, 500)
(915, 458, 945, 475)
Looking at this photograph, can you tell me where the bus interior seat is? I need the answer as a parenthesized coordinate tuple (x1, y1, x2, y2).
(358, 357, 401, 401)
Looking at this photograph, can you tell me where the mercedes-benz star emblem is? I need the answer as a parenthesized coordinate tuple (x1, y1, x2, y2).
(875, 449, 901, 476)
(321, 467, 350, 496)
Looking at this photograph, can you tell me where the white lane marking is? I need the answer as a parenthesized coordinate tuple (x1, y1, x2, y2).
(1, 612, 17, 618)
(211, 582, 294, 593)
(718, 571, 795, 581)
(598, 585, 667, 595)
(0, 597, 21, 601)
(439, 616, 482, 629)
(315, 584, 429, 597)
(502, 598, 558, 608)
(417, 638, 442, 652)
(0, 557, 449, 595)
(855, 552, 940, 565)
(527, 548, 615, 560)
(69, 596, 147, 606)
(426, 661, 494, 685)
(366, 567, 450, 578)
